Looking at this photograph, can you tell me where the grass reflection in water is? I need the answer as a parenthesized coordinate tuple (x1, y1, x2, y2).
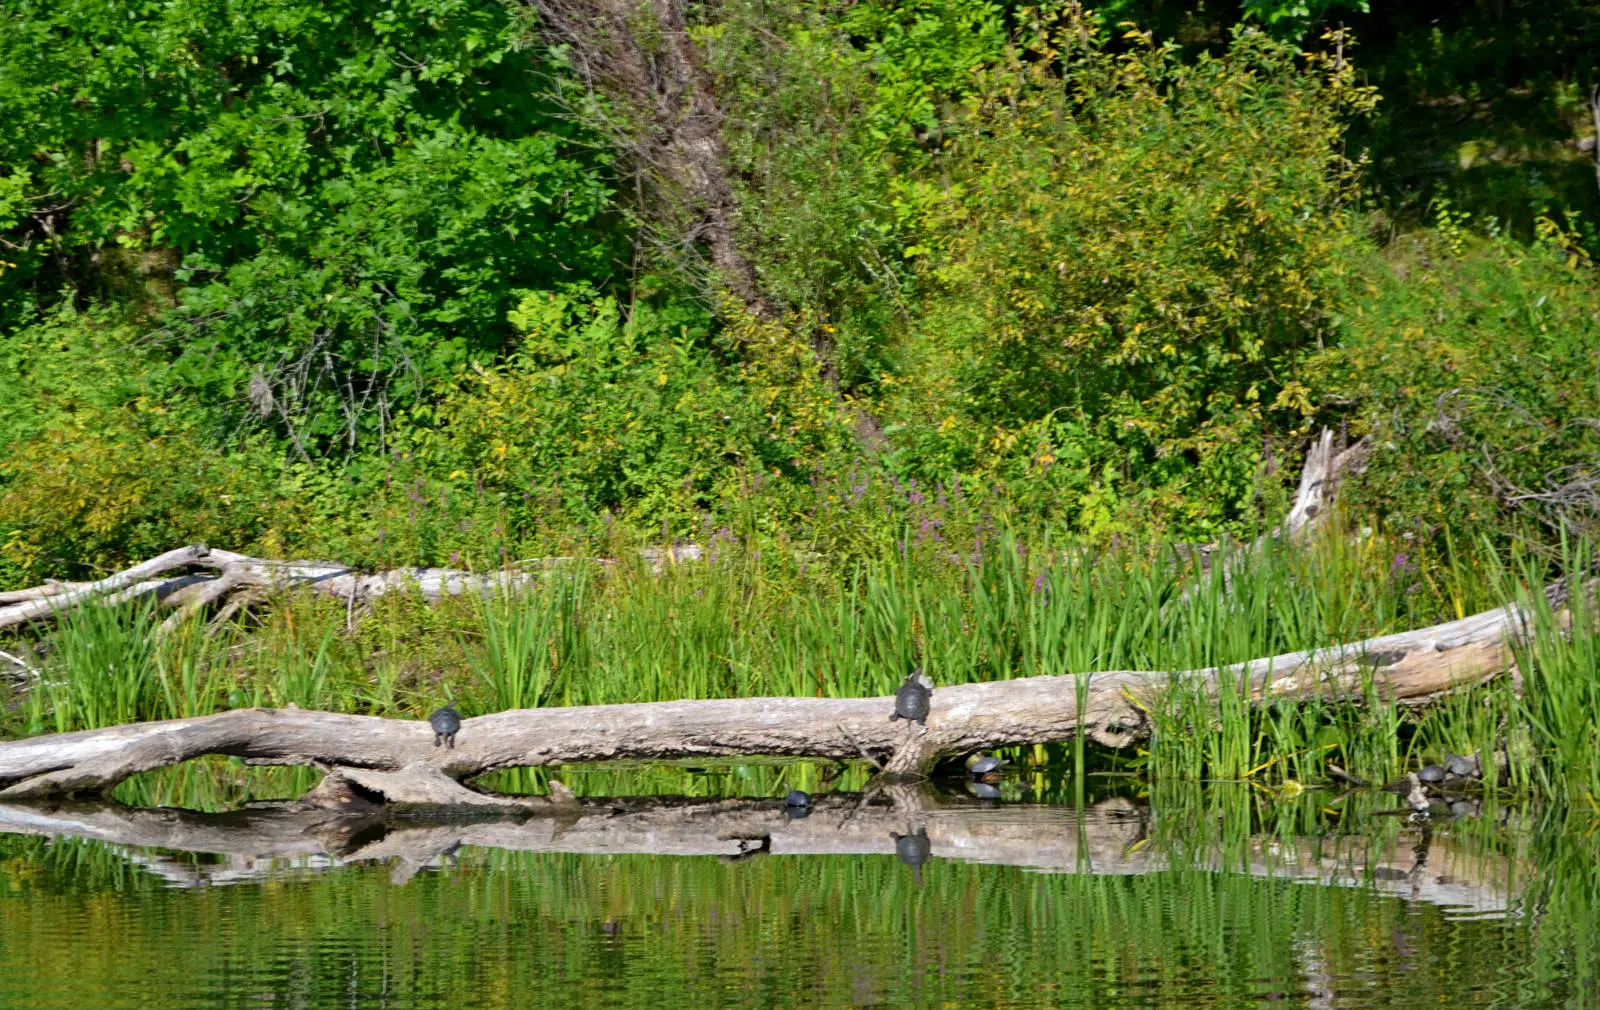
(0, 773, 1595, 1009)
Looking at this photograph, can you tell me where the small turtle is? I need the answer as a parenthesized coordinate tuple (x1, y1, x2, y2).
(428, 703, 461, 749)
(889, 668, 933, 726)
(784, 789, 813, 819)
(1417, 764, 1448, 785)
(966, 753, 1006, 781)
(1445, 752, 1482, 779)
(890, 825, 932, 885)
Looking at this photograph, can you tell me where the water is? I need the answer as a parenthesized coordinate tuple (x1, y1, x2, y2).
(0, 778, 1594, 1008)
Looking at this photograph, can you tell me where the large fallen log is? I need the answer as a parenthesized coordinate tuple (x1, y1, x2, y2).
(0, 792, 1518, 915)
(0, 577, 1557, 798)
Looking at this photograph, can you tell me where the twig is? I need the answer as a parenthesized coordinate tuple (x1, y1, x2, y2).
(0, 650, 39, 680)
(837, 723, 884, 771)
(1325, 763, 1368, 788)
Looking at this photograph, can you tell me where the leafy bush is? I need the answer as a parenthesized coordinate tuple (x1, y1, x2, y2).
(879, 15, 1375, 534)
(0, 0, 619, 450)
(396, 288, 856, 537)
(0, 307, 294, 583)
(1306, 220, 1600, 544)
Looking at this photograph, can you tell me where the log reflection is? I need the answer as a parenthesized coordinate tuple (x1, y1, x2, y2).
(0, 788, 1521, 914)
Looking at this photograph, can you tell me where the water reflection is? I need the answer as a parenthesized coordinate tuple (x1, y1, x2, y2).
(889, 824, 931, 885)
(0, 777, 1594, 1008)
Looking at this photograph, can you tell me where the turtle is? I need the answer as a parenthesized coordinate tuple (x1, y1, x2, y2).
(1417, 763, 1448, 785)
(1445, 752, 1482, 779)
(784, 789, 813, 819)
(890, 825, 932, 885)
(428, 703, 461, 749)
(889, 668, 933, 726)
(966, 753, 1006, 781)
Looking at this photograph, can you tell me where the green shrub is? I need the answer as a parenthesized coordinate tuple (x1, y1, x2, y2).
(1307, 221, 1600, 544)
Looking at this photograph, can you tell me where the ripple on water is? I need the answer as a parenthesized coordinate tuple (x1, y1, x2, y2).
(0, 810, 1591, 1010)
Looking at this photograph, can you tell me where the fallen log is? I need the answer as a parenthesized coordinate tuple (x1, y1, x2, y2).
(0, 793, 1518, 915)
(0, 579, 1556, 798)
(0, 545, 557, 632)
(0, 545, 716, 632)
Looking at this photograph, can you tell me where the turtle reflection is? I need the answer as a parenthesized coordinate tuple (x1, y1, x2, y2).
(966, 780, 1002, 801)
(783, 790, 813, 820)
(890, 825, 932, 885)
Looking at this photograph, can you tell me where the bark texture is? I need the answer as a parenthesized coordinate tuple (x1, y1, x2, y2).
(529, 0, 776, 320)
(0, 585, 1544, 799)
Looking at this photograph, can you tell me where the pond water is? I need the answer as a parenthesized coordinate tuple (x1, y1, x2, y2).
(0, 775, 1594, 1009)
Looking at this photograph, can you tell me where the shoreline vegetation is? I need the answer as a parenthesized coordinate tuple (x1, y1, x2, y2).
(4, 1, 1600, 813)
(2, 514, 1596, 806)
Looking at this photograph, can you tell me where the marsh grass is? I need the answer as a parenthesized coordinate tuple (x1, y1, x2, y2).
(5, 525, 1598, 797)
(1500, 536, 1600, 804)
(24, 595, 162, 734)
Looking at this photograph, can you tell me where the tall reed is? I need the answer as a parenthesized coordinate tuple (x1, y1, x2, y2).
(25, 597, 162, 734)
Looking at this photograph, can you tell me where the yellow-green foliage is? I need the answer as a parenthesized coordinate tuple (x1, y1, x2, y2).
(398, 291, 857, 530)
(884, 15, 1377, 533)
(0, 309, 296, 583)
(0, 411, 293, 584)
(1305, 219, 1600, 541)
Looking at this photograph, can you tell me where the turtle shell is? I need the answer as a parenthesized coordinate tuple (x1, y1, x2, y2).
(1417, 764, 1447, 784)
(893, 679, 931, 722)
(428, 705, 461, 736)
(968, 755, 1004, 777)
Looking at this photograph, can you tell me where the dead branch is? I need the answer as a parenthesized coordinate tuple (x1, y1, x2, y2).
(1169, 427, 1369, 609)
(0, 545, 550, 631)
(0, 544, 723, 632)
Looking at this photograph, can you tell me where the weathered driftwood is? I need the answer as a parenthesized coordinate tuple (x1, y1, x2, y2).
(0, 545, 554, 632)
(0, 793, 1517, 914)
(1166, 428, 1369, 611)
(0, 580, 1548, 799)
(0, 544, 719, 632)
(1280, 428, 1371, 543)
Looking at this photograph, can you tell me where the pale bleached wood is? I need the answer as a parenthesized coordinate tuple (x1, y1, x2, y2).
(0, 582, 1543, 799)
(0, 580, 87, 605)
(0, 546, 603, 630)
(0, 546, 214, 629)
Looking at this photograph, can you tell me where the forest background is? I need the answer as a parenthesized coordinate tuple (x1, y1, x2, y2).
(2, 0, 1598, 585)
